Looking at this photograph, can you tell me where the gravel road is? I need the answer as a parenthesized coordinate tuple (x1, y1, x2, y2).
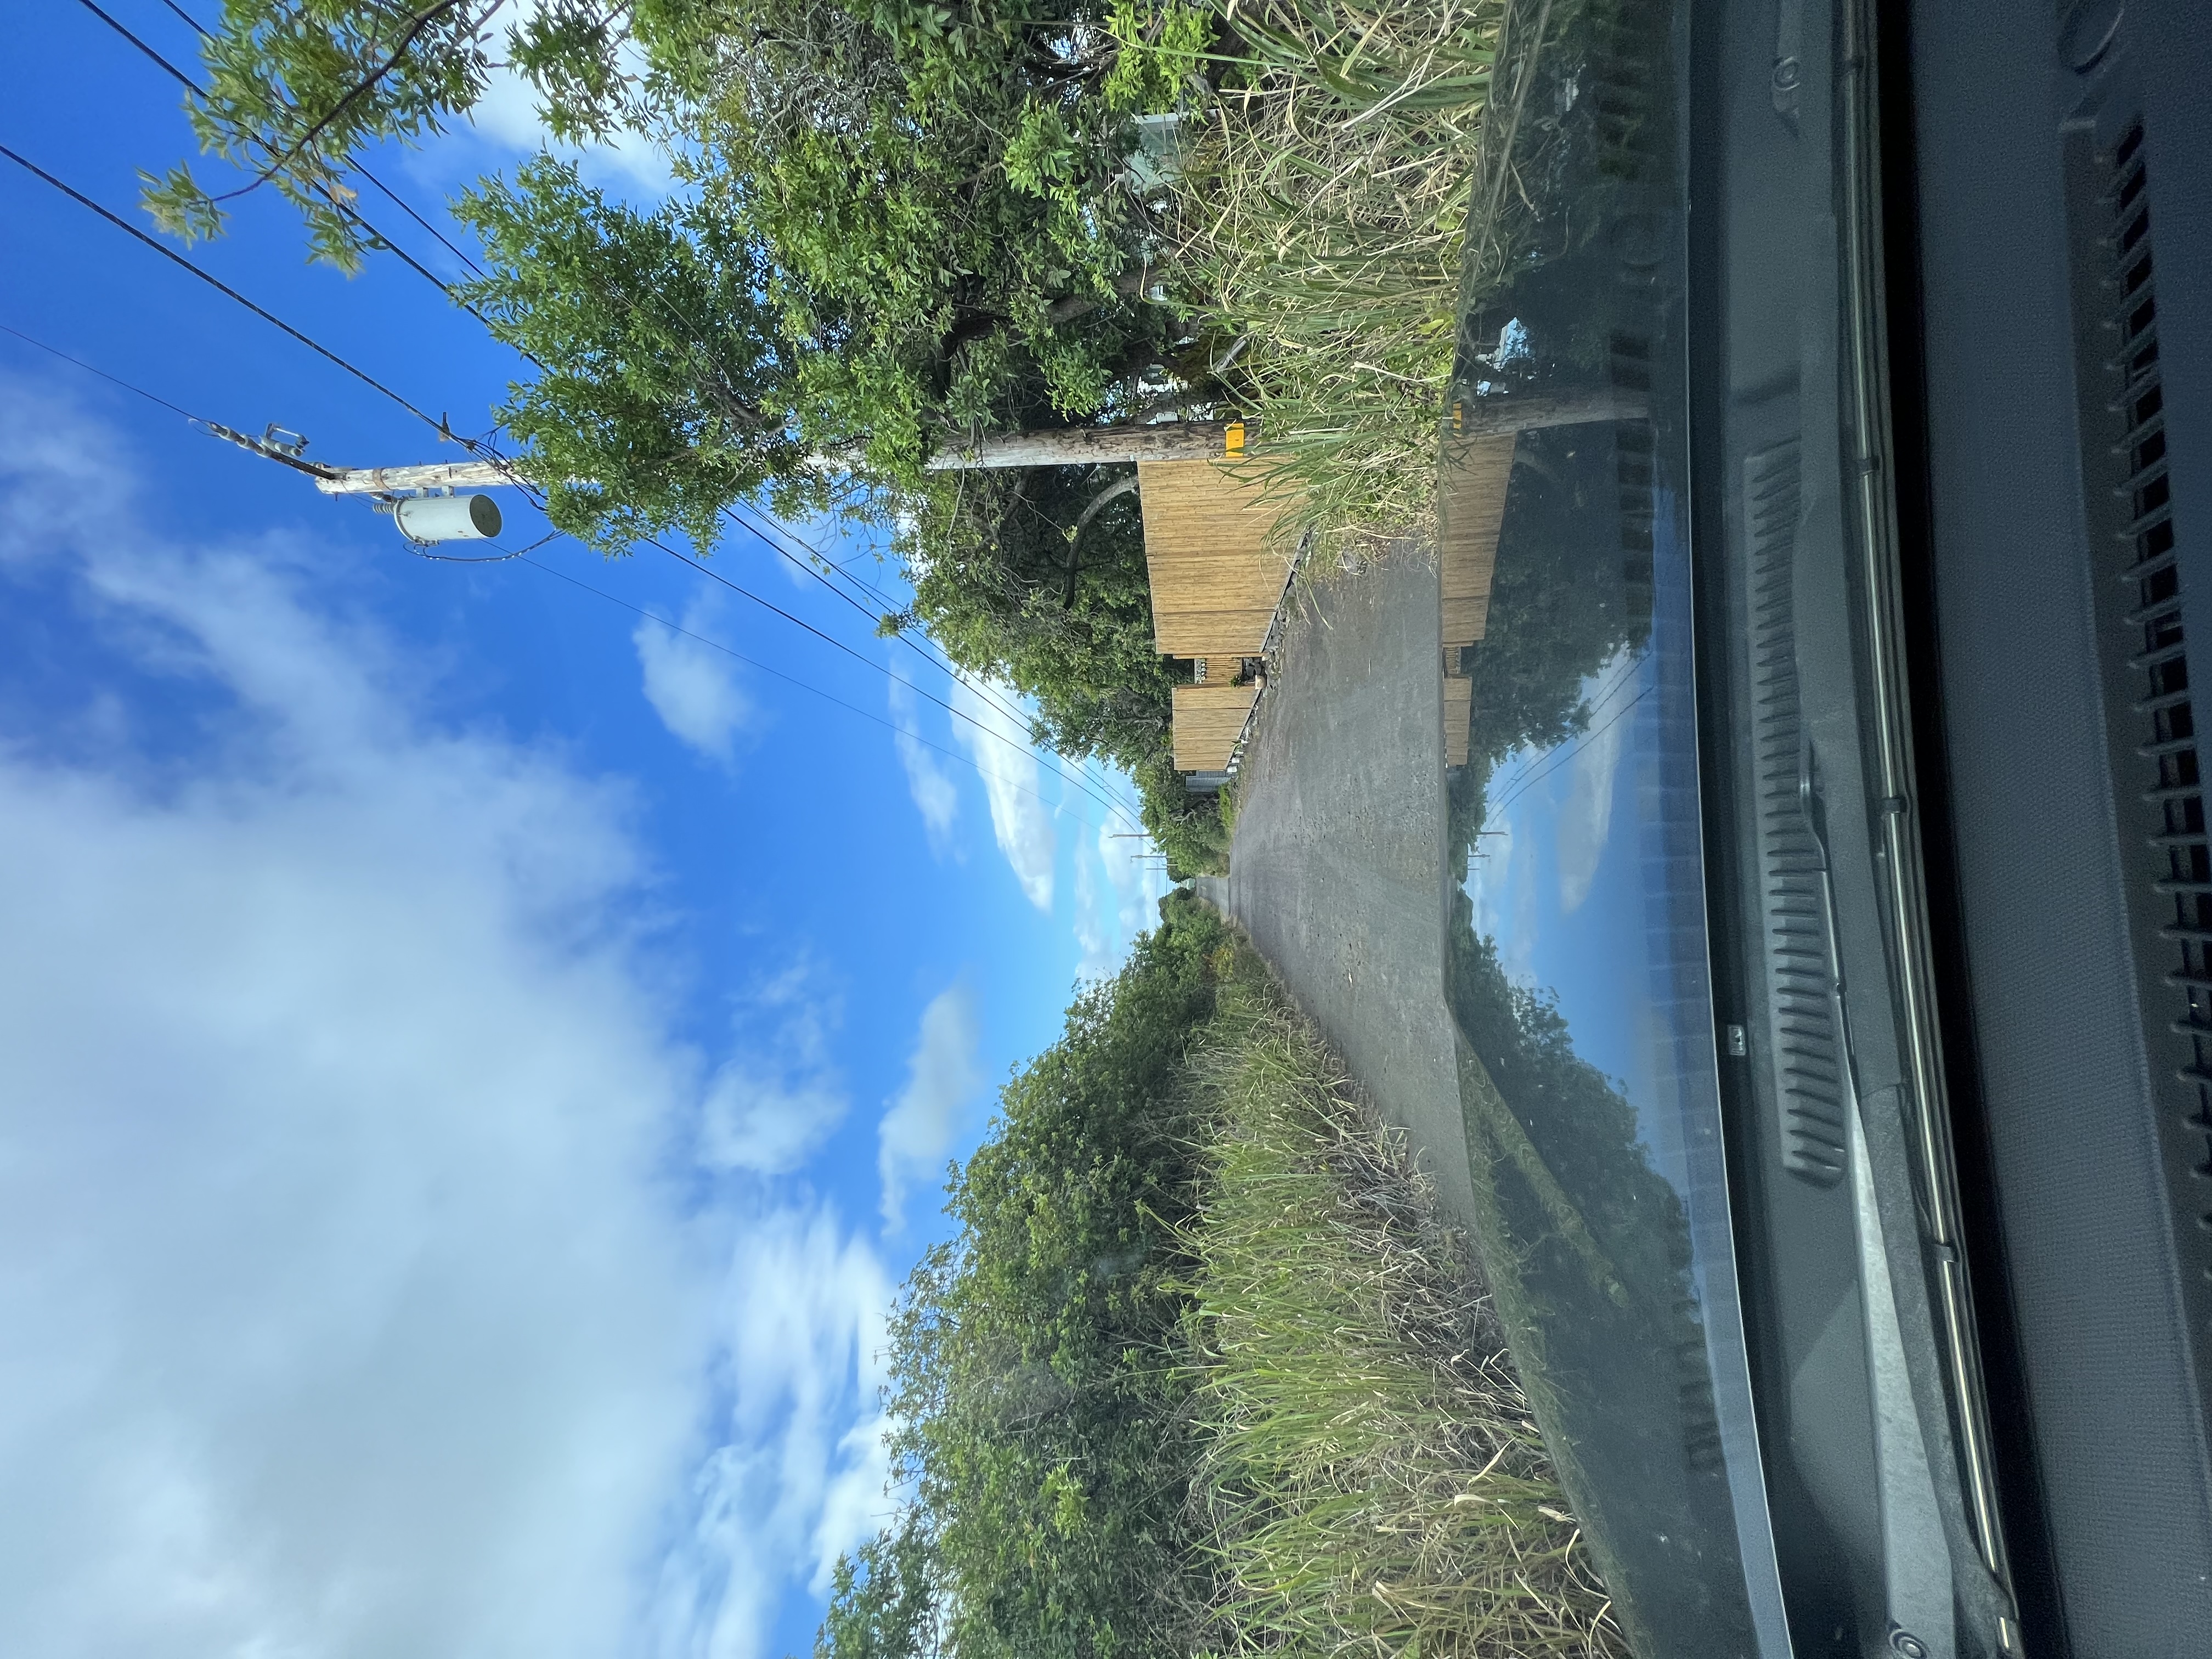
(1191, 538, 1476, 1228)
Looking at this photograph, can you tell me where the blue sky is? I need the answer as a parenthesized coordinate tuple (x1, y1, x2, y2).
(1461, 511, 1708, 1194)
(0, 8, 1169, 1658)
(1465, 646, 1647, 1089)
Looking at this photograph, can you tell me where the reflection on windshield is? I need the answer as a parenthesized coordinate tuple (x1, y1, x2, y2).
(1434, 0, 1790, 1653)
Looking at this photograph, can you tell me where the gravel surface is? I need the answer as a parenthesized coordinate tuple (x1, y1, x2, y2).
(1192, 538, 1475, 1228)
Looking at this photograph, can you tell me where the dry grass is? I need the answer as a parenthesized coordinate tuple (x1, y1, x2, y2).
(1174, 957, 1627, 1658)
(1162, 0, 1520, 558)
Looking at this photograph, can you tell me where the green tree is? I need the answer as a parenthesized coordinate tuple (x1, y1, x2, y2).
(155, 1, 1238, 852)
(834, 893, 1226, 1659)
(153, 0, 1221, 534)
(453, 154, 819, 550)
(814, 1514, 945, 1659)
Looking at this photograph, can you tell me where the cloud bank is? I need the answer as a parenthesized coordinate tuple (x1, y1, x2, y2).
(0, 385, 883, 1659)
(877, 981, 985, 1230)
(950, 676, 1055, 910)
(636, 594, 754, 765)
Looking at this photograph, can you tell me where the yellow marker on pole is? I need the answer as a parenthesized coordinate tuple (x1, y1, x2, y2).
(1224, 419, 1246, 456)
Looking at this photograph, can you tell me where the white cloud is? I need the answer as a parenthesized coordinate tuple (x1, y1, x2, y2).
(698, 963, 849, 1175)
(888, 675, 960, 855)
(653, 1207, 895, 1659)
(1556, 651, 1637, 913)
(456, 4, 675, 200)
(0, 385, 889, 1659)
(636, 595, 753, 765)
(950, 676, 1055, 911)
(877, 983, 985, 1231)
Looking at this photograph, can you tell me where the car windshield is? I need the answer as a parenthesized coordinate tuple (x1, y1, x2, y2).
(1216, 1, 1797, 1648)
(3, 2, 2025, 1658)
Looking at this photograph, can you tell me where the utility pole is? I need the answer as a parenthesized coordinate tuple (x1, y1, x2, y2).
(924, 420, 1251, 471)
(249, 381, 1649, 548)
(298, 384, 1647, 494)
(918, 388, 1644, 472)
(305, 429, 1246, 489)
(202, 424, 512, 546)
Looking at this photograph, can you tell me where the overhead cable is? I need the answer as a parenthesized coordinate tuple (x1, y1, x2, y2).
(1, 140, 452, 433)
(0, 319, 208, 421)
(519, 556, 1125, 834)
(66, 0, 510, 335)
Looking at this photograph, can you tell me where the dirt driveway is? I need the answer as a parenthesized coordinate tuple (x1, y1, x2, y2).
(1192, 538, 1475, 1227)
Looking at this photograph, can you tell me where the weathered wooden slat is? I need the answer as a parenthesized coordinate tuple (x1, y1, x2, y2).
(1139, 460, 1296, 661)
(1172, 682, 1260, 770)
(1153, 615, 1279, 658)
(1438, 433, 1514, 650)
(1443, 674, 1474, 768)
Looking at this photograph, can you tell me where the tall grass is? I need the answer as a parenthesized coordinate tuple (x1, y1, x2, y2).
(1164, 0, 1516, 552)
(1176, 956, 1626, 1658)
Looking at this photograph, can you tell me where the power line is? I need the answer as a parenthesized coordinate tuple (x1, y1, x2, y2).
(1487, 678, 1651, 819)
(643, 531, 1142, 831)
(714, 496, 1075, 768)
(1, 142, 458, 436)
(356, 162, 486, 279)
(65, 0, 509, 334)
(0, 320, 207, 421)
(400, 526, 561, 563)
(1481, 648, 1644, 802)
(69, 0, 192, 84)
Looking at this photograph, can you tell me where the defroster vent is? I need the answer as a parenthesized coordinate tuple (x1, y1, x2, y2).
(2095, 121, 2212, 1282)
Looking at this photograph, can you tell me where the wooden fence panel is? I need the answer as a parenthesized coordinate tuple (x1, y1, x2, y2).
(1439, 433, 1515, 651)
(1172, 683, 1261, 771)
(1139, 460, 1296, 658)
